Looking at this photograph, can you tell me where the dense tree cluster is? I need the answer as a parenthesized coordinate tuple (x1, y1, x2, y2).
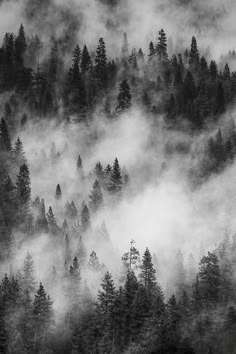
(1, 21, 236, 354)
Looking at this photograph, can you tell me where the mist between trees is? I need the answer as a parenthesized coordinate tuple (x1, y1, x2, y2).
(1, 8, 236, 353)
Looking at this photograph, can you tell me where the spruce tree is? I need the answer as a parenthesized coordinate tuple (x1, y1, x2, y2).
(22, 252, 36, 295)
(95, 38, 107, 88)
(89, 180, 103, 212)
(116, 79, 132, 114)
(15, 23, 27, 67)
(16, 164, 31, 220)
(121, 32, 129, 59)
(35, 198, 48, 233)
(189, 36, 199, 65)
(139, 248, 156, 292)
(148, 41, 155, 60)
(80, 45, 92, 74)
(33, 282, 54, 351)
(156, 29, 168, 60)
(198, 252, 220, 306)
(88, 251, 101, 272)
(81, 203, 91, 232)
(0, 117, 11, 151)
(108, 158, 123, 195)
(55, 184, 62, 200)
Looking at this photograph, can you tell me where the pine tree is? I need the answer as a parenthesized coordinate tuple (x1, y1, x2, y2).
(89, 180, 103, 212)
(16, 164, 31, 221)
(80, 45, 92, 74)
(198, 252, 220, 306)
(189, 36, 199, 65)
(121, 240, 140, 274)
(156, 29, 168, 60)
(81, 203, 91, 232)
(88, 251, 101, 272)
(15, 23, 27, 67)
(139, 248, 156, 293)
(33, 282, 54, 352)
(148, 41, 155, 60)
(77, 155, 83, 173)
(55, 184, 62, 200)
(14, 137, 26, 165)
(0, 117, 11, 151)
(209, 60, 218, 79)
(108, 158, 123, 195)
(116, 79, 132, 113)
(22, 252, 36, 295)
(35, 198, 48, 233)
(121, 32, 129, 59)
(95, 38, 107, 88)
(97, 271, 115, 315)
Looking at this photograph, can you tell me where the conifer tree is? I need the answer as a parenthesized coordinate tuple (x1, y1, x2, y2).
(189, 36, 199, 65)
(148, 41, 155, 60)
(108, 157, 123, 195)
(16, 164, 31, 220)
(81, 203, 91, 232)
(14, 137, 26, 164)
(97, 271, 115, 315)
(55, 184, 62, 200)
(22, 252, 36, 295)
(88, 251, 101, 272)
(198, 252, 220, 306)
(139, 248, 156, 293)
(156, 29, 168, 60)
(116, 79, 132, 113)
(35, 198, 48, 233)
(77, 155, 83, 172)
(0, 117, 11, 151)
(15, 23, 27, 67)
(121, 32, 129, 59)
(95, 38, 107, 87)
(80, 45, 92, 74)
(33, 282, 54, 351)
(89, 180, 103, 212)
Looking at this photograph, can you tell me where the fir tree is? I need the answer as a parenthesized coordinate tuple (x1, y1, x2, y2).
(80, 45, 92, 74)
(22, 252, 36, 295)
(88, 251, 101, 272)
(0, 117, 11, 151)
(89, 180, 103, 212)
(15, 23, 27, 67)
(189, 36, 199, 65)
(121, 32, 129, 59)
(95, 38, 107, 88)
(148, 41, 155, 60)
(16, 164, 31, 220)
(156, 29, 168, 60)
(139, 248, 156, 293)
(198, 252, 220, 306)
(108, 158, 123, 195)
(81, 203, 91, 232)
(35, 198, 48, 233)
(55, 184, 62, 200)
(116, 79, 132, 113)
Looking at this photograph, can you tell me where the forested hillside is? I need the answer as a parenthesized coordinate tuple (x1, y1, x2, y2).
(1, 2, 236, 353)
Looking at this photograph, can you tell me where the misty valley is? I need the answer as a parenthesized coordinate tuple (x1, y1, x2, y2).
(1, 1, 236, 353)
